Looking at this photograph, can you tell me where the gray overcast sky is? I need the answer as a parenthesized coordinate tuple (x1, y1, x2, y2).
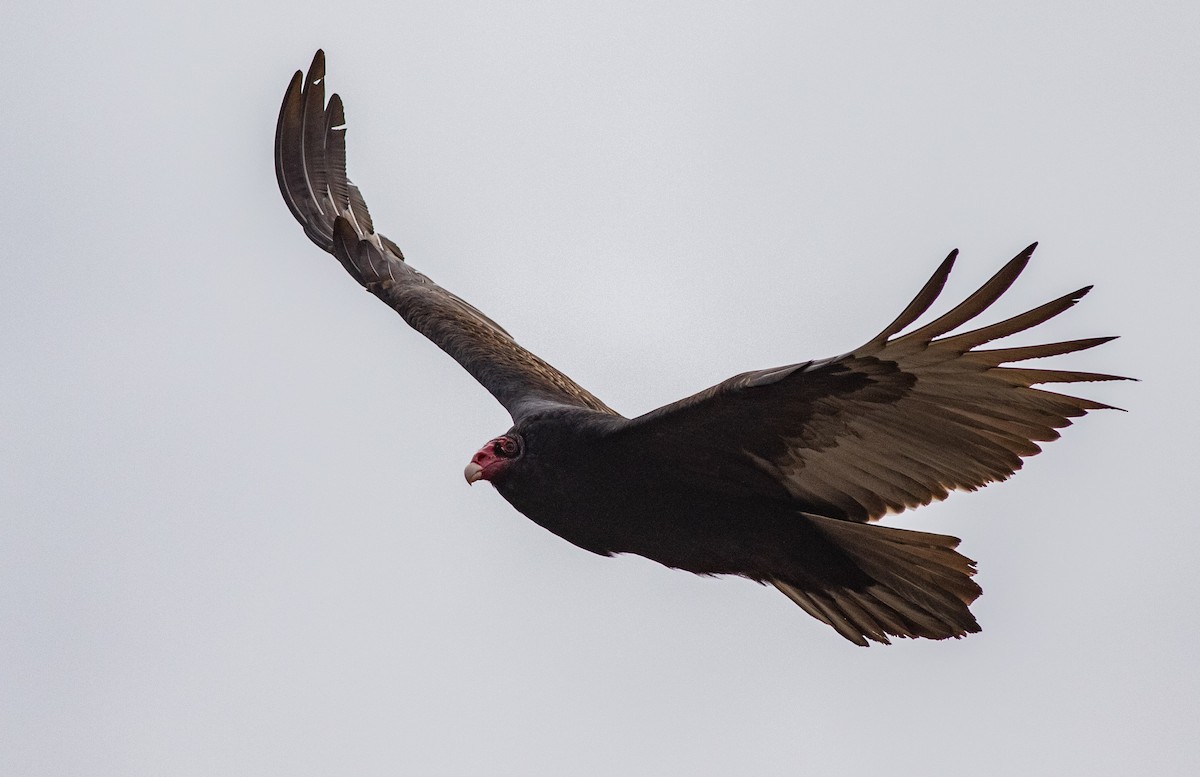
(2, 2, 1196, 775)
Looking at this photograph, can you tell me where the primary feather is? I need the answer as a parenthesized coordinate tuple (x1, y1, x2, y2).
(275, 51, 1128, 646)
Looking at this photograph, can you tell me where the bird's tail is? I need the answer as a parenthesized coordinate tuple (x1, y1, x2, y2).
(771, 513, 982, 646)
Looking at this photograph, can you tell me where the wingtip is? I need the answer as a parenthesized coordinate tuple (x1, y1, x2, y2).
(281, 70, 304, 109)
(1010, 242, 1037, 269)
(279, 70, 303, 118)
(990, 242, 1036, 283)
(307, 49, 326, 83)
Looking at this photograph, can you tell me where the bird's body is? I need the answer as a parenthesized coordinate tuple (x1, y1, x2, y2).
(492, 407, 787, 569)
(275, 51, 1126, 645)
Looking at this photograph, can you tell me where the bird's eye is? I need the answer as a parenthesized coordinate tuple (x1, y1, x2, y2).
(494, 437, 520, 458)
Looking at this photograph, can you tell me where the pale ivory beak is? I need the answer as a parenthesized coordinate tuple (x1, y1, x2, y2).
(464, 461, 484, 485)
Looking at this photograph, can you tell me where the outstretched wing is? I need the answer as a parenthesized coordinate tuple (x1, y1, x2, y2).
(275, 51, 615, 422)
(617, 244, 1128, 523)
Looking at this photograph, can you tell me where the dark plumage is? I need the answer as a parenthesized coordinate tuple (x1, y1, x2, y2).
(275, 51, 1127, 646)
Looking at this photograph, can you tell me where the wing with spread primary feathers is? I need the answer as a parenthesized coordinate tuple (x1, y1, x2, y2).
(617, 244, 1128, 523)
(275, 50, 615, 423)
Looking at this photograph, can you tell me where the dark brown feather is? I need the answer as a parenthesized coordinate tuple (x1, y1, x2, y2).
(615, 243, 1129, 524)
(275, 51, 614, 422)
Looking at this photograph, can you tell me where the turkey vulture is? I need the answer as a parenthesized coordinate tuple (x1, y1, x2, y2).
(275, 51, 1126, 646)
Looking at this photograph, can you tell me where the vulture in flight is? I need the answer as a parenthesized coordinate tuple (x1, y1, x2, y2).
(275, 51, 1126, 646)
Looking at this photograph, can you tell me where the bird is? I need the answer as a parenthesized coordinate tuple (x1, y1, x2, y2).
(275, 50, 1127, 646)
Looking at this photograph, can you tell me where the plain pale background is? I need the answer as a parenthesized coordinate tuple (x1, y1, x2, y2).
(2, 2, 1195, 775)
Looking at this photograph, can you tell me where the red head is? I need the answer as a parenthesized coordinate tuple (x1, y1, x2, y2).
(464, 434, 523, 485)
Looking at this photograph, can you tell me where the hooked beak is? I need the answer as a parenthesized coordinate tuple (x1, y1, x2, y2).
(464, 461, 484, 485)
